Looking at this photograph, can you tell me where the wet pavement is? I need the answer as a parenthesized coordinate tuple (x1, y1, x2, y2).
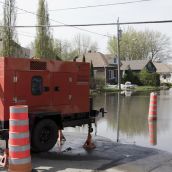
(31, 132, 172, 172)
(1, 132, 172, 172)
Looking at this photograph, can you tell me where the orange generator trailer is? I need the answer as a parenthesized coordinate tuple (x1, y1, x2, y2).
(0, 57, 100, 152)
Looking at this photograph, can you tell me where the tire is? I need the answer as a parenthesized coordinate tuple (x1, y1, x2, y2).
(31, 119, 58, 152)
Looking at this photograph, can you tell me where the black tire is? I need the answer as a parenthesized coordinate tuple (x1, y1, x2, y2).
(31, 119, 58, 152)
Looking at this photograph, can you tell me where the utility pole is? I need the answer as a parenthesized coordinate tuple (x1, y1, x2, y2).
(117, 18, 122, 90)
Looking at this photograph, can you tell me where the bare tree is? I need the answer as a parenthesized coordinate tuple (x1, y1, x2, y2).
(73, 33, 98, 55)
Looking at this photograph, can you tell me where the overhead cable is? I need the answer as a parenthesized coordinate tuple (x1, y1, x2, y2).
(0, 1, 109, 38)
(2, 19, 172, 28)
(49, 0, 153, 12)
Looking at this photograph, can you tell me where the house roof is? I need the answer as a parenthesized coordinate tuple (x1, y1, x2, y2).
(77, 52, 108, 67)
(167, 64, 172, 71)
(153, 62, 172, 73)
(121, 59, 150, 70)
(104, 54, 116, 64)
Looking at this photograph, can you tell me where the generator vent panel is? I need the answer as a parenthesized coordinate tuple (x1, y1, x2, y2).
(30, 61, 47, 70)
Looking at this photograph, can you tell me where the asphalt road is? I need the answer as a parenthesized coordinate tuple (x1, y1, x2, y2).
(1, 132, 172, 172)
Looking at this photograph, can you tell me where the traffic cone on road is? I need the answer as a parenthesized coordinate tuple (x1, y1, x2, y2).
(8, 105, 32, 172)
(83, 132, 96, 149)
(58, 130, 66, 145)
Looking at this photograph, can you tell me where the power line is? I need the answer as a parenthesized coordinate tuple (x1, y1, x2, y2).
(0, 1, 109, 38)
(49, 0, 152, 12)
(2, 19, 172, 28)
(0, 28, 35, 38)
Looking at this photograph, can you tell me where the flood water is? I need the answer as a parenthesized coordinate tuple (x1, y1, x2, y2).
(65, 88, 172, 153)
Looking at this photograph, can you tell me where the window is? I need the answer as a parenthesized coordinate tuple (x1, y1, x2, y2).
(32, 76, 43, 95)
(108, 70, 115, 80)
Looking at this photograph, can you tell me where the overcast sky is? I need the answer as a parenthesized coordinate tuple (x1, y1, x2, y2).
(1, 0, 172, 54)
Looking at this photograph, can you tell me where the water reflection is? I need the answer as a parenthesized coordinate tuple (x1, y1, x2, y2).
(65, 89, 172, 153)
(94, 92, 150, 136)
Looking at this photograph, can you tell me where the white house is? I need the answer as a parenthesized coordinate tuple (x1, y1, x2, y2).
(153, 62, 172, 83)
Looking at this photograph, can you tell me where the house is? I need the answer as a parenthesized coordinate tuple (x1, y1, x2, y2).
(153, 62, 172, 83)
(77, 52, 118, 84)
(121, 59, 156, 76)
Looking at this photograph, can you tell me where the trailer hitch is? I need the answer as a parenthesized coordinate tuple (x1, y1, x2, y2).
(99, 108, 107, 117)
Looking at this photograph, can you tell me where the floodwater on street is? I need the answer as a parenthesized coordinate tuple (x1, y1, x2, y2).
(65, 88, 172, 153)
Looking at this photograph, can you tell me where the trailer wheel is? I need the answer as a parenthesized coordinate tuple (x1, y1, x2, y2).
(31, 119, 58, 152)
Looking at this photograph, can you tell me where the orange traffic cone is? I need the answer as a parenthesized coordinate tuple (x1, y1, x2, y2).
(148, 92, 158, 146)
(8, 105, 32, 172)
(83, 133, 96, 149)
(148, 92, 157, 121)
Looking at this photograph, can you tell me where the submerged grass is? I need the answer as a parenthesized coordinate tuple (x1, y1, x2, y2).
(90, 86, 162, 95)
(135, 86, 161, 92)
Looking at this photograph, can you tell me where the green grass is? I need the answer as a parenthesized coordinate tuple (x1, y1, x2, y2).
(90, 85, 162, 95)
(103, 87, 120, 92)
(135, 86, 161, 92)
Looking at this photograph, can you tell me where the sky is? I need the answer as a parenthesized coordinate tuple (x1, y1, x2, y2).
(0, 0, 172, 56)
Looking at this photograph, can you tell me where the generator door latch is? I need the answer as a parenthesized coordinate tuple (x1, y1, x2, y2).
(44, 86, 50, 92)
(54, 86, 60, 92)
(13, 76, 18, 83)
(13, 97, 17, 103)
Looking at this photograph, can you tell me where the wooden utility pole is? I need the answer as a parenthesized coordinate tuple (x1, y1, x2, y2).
(117, 18, 121, 90)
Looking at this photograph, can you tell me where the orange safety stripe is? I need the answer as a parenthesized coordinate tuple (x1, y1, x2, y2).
(149, 139, 157, 142)
(150, 96, 157, 101)
(149, 106, 157, 110)
(9, 138, 30, 146)
(148, 111, 157, 115)
(9, 150, 30, 159)
(149, 101, 157, 105)
(148, 127, 157, 132)
(149, 135, 156, 139)
(150, 95, 157, 98)
(148, 117, 157, 121)
(10, 113, 28, 120)
(9, 125, 29, 133)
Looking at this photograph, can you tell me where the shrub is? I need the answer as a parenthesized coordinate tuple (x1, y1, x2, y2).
(139, 69, 160, 86)
(90, 78, 96, 89)
(122, 69, 141, 85)
(95, 78, 105, 90)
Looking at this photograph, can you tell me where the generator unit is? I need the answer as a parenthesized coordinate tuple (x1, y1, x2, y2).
(0, 57, 99, 152)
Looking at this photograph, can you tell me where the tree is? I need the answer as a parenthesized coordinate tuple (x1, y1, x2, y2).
(2, 0, 17, 57)
(34, 0, 55, 59)
(89, 41, 98, 52)
(90, 60, 94, 78)
(139, 69, 160, 86)
(107, 27, 171, 62)
(73, 34, 98, 55)
(82, 54, 86, 62)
